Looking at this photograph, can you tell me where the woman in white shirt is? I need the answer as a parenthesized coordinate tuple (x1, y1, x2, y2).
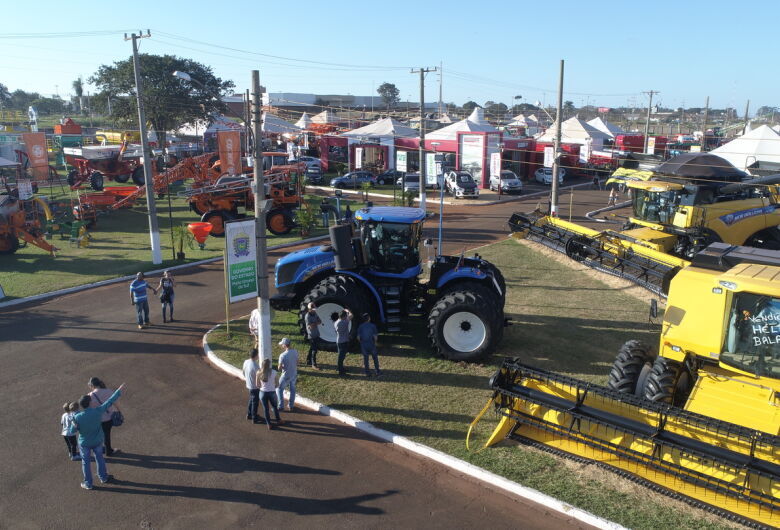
(255, 359, 282, 430)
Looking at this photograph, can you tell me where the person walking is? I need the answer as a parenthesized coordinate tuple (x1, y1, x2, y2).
(88, 377, 121, 456)
(61, 401, 81, 461)
(255, 359, 282, 430)
(69, 383, 125, 490)
(156, 270, 176, 323)
(130, 272, 157, 329)
(357, 313, 381, 377)
(607, 186, 619, 207)
(335, 308, 353, 377)
(248, 308, 260, 345)
(242, 348, 261, 423)
(276, 338, 298, 412)
(304, 302, 322, 369)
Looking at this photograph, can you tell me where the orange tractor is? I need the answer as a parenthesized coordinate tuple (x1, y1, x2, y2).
(0, 188, 57, 255)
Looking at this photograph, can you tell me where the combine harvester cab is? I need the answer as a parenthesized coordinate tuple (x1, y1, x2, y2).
(471, 243, 780, 527)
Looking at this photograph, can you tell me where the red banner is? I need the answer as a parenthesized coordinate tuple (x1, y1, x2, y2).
(217, 131, 242, 176)
(22, 132, 49, 180)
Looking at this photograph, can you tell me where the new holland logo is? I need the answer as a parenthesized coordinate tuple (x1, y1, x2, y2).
(719, 206, 776, 226)
(232, 232, 251, 258)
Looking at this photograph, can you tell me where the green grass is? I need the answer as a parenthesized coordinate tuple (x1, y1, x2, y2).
(208, 239, 731, 530)
(0, 186, 357, 300)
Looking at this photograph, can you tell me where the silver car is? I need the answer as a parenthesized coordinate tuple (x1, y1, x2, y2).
(489, 170, 523, 194)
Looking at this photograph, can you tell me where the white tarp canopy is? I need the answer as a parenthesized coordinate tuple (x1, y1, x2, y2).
(340, 117, 418, 138)
(263, 114, 301, 134)
(466, 106, 490, 125)
(536, 117, 611, 144)
(507, 113, 539, 127)
(710, 124, 780, 172)
(295, 112, 313, 129)
(426, 109, 498, 142)
(587, 117, 625, 138)
(311, 110, 339, 124)
(0, 156, 20, 167)
(175, 115, 242, 137)
(438, 113, 454, 123)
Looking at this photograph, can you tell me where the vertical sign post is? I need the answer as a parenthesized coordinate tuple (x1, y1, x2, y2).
(224, 219, 259, 336)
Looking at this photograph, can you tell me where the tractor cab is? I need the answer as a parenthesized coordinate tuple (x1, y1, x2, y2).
(354, 206, 425, 275)
(629, 180, 686, 225)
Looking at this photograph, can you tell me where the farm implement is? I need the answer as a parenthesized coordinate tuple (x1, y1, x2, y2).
(470, 243, 780, 527)
(0, 193, 57, 255)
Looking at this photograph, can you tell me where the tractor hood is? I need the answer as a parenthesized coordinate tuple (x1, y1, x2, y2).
(275, 245, 335, 289)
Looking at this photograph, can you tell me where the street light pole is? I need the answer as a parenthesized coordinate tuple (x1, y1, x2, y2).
(126, 30, 162, 264)
(550, 59, 564, 217)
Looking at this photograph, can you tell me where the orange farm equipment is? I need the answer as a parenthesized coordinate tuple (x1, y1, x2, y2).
(0, 193, 57, 255)
(63, 144, 146, 190)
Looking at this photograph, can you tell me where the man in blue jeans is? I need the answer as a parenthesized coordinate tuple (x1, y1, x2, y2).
(129, 272, 157, 329)
(276, 338, 298, 411)
(242, 348, 260, 422)
(69, 383, 125, 490)
(357, 313, 381, 377)
(334, 308, 353, 377)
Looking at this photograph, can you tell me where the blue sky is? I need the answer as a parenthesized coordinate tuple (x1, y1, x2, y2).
(1, 0, 776, 112)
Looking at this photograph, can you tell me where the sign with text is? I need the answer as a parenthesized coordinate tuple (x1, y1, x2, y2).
(543, 146, 554, 168)
(225, 219, 258, 303)
(17, 179, 33, 199)
(22, 132, 48, 180)
(355, 147, 363, 169)
(490, 152, 501, 178)
(396, 150, 407, 172)
(646, 137, 656, 155)
(217, 131, 242, 176)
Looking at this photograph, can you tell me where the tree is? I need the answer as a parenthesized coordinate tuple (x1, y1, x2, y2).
(0, 83, 10, 108)
(30, 96, 66, 115)
(463, 101, 479, 113)
(485, 102, 507, 119)
(376, 82, 400, 111)
(757, 106, 779, 117)
(72, 77, 84, 114)
(563, 100, 575, 118)
(511, 103, 538, 115)
(9, 89, 40, 111)
(90, 54, 234, 151)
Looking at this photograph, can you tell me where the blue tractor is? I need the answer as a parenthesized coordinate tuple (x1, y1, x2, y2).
(269, 206, 506, 362)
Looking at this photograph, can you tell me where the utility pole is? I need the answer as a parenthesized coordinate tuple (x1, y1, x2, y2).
(125, 30, 162, 264)
(251, 70, 272, 363)
(550, 60, 564, 217)
(743, 99, 751, 134)
(702, 96, 709, 151)
(438, 61, 443, 118)
(244, 88, 251, 154)
(412, 66, 437, 210)
(642, 90, 659, 154)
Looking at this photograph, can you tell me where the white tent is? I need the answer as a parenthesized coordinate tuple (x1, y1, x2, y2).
(507, 114, 538, 127)
(438, 113, 454, 124)
(587, 117, 625, 138)
(295, 112, 313, 129)
(466, 106, 490, 125)
(263, 113, 301, 134)
(536, 117, 611, 144)
(312, 110, 339, 124)
(340, 117, 418, 138)
(710, 125, 780, 172)
(425, 110, 498, 142)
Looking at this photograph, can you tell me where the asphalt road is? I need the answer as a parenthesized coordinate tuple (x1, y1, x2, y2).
(0, 186, 613, 529)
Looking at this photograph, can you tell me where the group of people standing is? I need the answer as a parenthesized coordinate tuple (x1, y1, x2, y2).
(129, 271, 176, 329)
(60, 377, 125, 490)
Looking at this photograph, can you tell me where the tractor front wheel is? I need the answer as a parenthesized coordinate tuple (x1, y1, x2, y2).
(428, 290, 497, 362)
(644, 357, 694, 407)
(201, 210, 233, 238)
(0, 234, 20, 254)
(90, 171, 104, 191)
(607, 340, 655, 396)
(267, 208, 294, 236)
(66, 169, 79, 188)
(131, 166, 146, 186)
(298, 276, 371, 351)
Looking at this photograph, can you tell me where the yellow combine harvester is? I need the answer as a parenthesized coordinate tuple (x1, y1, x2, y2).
(509, 173, 780, 296)
(470, 243, 780, 526)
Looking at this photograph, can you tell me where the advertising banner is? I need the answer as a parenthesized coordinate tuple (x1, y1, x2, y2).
(396, 150, 407, 172)
(217, 130, 242, 176)
(543, 146, 555, 168)
(355, 147, 363, 169)
(646, 137, 656, 155)
(490, 152, 501, 178)
(21, 132, 48, 180)
(225, 219, 258, 303)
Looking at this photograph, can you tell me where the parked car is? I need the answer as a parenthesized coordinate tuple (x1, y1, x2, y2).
(294, 156, 322, 168)
(304, 165, 324, 184)
(400, 173, 421, 193)
(444, 170, 479, 198)
(489, 170, 523, 194)
(376, 169, 403, 185)
(331, 171, 376, 189)
(534, 167, 565, 185)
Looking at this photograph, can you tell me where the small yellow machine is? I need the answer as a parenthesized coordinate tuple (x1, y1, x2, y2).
(470, 243, 780, 526)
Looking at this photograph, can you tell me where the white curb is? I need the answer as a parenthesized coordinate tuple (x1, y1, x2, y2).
(201, 326, 625, 530)
(0, 234, 329, 310)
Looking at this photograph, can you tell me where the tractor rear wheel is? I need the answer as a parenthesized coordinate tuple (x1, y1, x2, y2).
(131, 166, 145, 186)
(66, 169, 79, 187)
(298, 275, 371, 351)
(201, 210, 233, 238)
(114, 172, 130, 183)
(0, 234, 20, 254)
(267, 208, 294, 236)
(607, 340, 655, 396)
(428, 289, 497, 362)
(644, 357, 694, 407)
(439, 281, 504, 341)
(90, 172, 104, 191)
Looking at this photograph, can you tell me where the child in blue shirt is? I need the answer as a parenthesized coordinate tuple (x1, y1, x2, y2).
(61, 402, 81, 461)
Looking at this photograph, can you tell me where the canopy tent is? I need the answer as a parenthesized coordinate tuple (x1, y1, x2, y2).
(587, 117, 625, 138)
(263, 114, 300, 134)
(311, 110, 339, 124)
(536, 117, 611, 144)
(466, 106, 490, 126)
(654, 152, 745, 181)
(295, 112, 313, 129)
(0, 155, 20, 168)
(438, 113, 454, 124)
(340, 117, 418, 139)
(425, 110, 498, 142)
(710, 125, 780, 173)
(507, 114, 539, 127)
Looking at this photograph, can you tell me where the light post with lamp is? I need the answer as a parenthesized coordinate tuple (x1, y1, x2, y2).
(431, 141, 445, 254)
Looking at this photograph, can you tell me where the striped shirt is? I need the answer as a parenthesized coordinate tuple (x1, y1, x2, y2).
(130, 279, 149, 302)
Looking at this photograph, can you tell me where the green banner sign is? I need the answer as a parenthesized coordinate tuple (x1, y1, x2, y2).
(225, 219, 258, 303)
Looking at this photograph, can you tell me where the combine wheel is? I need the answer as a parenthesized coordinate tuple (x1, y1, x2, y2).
(644, 357, 694, 407)
(66, 169, 79, 187)
(267, 208, 294, 236)
(131, 166, 146, 186)
(201, 210, 233, 238)
(298, 275, 371, 351)
(0, 234, 20, 254)
(428, 290, 497, 362)
(89, 171, 104, 191)
(606, 340, 655, 396)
